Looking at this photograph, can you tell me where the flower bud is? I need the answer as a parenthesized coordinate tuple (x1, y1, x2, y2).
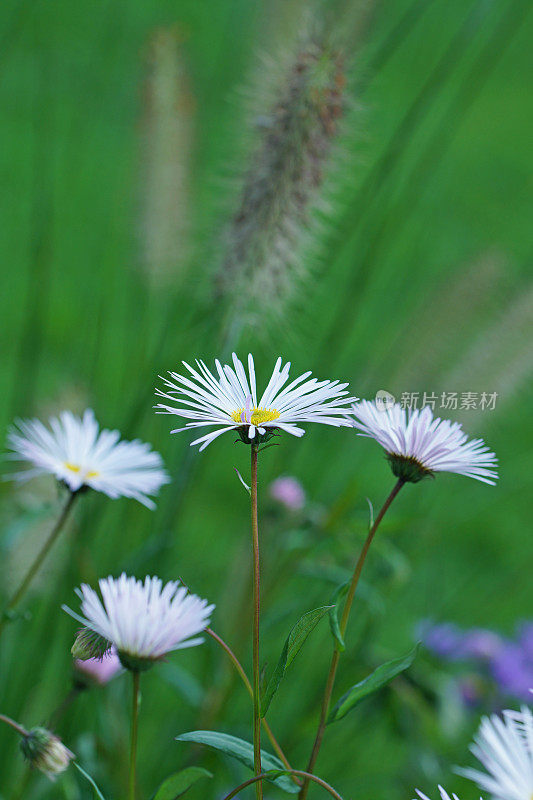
(71, 627, 112, 660)
(21, 727, 74, 779)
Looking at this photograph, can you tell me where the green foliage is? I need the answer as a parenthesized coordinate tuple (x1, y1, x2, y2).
(175, 731, 300, 793)
(152, 767, 213, 799)
(261, 605, 333, 716)
(328, 645, 420, 723)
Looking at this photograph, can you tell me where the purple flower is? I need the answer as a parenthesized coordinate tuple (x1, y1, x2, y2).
(269, 476, 305, 511)
(490, 641, 533, 702)
(420, 621, 467, 661)
(461, 629, 504, 661)
(518, 622, 533, 658)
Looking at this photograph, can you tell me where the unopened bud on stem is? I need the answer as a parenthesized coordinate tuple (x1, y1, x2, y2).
(71, 627, 112, 661)
(21, 727, 74, 780)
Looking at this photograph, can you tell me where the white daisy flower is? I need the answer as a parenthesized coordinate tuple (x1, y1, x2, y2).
(6, 409, 170, 508)
(351, 400, 498, 484)
(414, 786, 469, 800)
(155, 352, 358, 451)
(63, 573, 214, 671)
(456, 706, 533, 800)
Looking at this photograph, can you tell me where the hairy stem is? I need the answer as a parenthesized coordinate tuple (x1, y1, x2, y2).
(129, 672, 140, 800)
(299, 479, 404, 799)
(250, 444, 262, 799)
(206, 628, 300, 785)
(0, 492, 77, 639)
(223, 770, 343, 800)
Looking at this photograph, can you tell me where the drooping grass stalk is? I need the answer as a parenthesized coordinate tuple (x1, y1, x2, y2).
(0, 492, 78, 639)
(222, 770, 343, 800)
(250, 444, 262, 800)
(206, 628, 300, 785)
(299, 479, 405, 800)
(129, 672, 140, 800)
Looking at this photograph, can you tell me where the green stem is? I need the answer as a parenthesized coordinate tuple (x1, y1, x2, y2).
(0, 492, 77, 639)
(250, 444, 262, 800)
(206, 628, 300, 785)
(0, 713, 28, 737)
(129, 672, 140, 800)
(299, 479, 405, 800)
(222, 770, 343, 800)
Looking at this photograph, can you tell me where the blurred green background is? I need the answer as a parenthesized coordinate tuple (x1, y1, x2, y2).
(0, 0, 532, 797)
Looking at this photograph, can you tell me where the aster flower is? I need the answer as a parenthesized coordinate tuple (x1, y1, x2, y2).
(7, 409, 170, 508)
(414, 786, 468, 800)
(351, 400, 498, 484)
(456, 706, 533, 800)
(155, 353, 357, 450)
(63, 574, 214, 672)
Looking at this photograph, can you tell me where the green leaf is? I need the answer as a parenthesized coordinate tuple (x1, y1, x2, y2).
(152, 767, 212, 799)
(175, 731, 299, 794)
(328, 644, 419, 723)
(73, 762, 107, 800)
(328, 582, 349, 652)
(261, 605, 333, 716)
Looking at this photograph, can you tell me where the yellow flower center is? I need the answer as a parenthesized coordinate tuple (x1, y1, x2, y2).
(231, 407, 280, 426)
(64, 463, 100, 479)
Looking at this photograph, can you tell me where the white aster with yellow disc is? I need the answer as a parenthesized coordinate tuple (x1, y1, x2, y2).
(155, 352, 358, 450)
(7, 409, 169, 508)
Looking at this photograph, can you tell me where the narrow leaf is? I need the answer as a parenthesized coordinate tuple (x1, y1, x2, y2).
(261, 605, 333, 716)
(73, 762, 107, 800)
(152, 767, 212, 799)
(328, 644, 419, 723)
(175, 731, 299, 794)
(366, 497, 374, 529)
(328, 582, 349, 652)
(233, 467, 250, 494)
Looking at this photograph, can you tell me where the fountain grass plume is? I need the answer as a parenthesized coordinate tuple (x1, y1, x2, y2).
(216, 32, 347, 336)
